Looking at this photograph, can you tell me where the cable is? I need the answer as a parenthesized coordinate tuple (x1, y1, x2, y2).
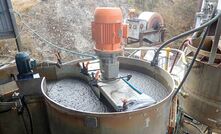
(172, 19, 212, 99)
(23, 22, 96, 59)
(15, 23, 25, 39)
(151, 10, 221, 66)
(172, 7, 218, 99)
(24, 103, 33, 134)
(21, 96, 33, 134)
(20, 113, 30, 134)
(13, 10, 97, 59)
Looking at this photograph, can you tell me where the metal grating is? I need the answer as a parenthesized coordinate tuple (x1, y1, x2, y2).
(0, 0, 15, 39)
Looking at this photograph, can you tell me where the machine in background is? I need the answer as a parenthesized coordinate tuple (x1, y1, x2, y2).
(126, 10, 165, 46)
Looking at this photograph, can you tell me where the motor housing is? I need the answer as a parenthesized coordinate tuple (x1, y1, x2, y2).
(15, 52, 34, 80)
(92, 7, 128, 80)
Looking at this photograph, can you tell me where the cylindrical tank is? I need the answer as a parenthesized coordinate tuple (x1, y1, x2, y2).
(92, 7, 127, 53)
(41, 57, 175, 134)
(181, 39, 221, 132)
(181, 59, 221, 132)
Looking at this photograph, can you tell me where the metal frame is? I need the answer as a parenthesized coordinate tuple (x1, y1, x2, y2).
(139, 28, 165, 46)
(0, 0, 22, 51)
(39, 57, 175, 134)
(127, 28, 165, 47)
(207, 0, 221, 64)
(208, 16, 221, 64)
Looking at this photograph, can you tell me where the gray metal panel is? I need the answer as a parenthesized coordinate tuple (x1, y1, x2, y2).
(0, 0, 15, 39)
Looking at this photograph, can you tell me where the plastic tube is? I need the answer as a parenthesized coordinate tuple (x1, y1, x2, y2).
(121, 78, 142, 94)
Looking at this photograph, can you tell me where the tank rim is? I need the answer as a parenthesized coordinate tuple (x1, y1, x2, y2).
(41, 57, 175, 116)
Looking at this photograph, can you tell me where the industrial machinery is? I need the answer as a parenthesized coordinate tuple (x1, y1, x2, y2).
(91, 7, 159, 112)
(1, 0, 221, 134)
(126, 11, 165, 46)
(149, 0, 221, 133)
(41, 57, 175, 134)
(195, 0, 217, 29)
(176, 0, 221, 133)
(91, 7, 127, 80)
(15, 52, 38, 80)
(0, 6, 175, 134)
(176, 2, 221, 133)
(124, 0, 221, 133)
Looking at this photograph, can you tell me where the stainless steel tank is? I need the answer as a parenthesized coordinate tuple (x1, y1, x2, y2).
(181, 59, 221, 132)
(40, 57, 175, 134)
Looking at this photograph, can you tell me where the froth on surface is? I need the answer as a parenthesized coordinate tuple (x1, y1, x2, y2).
(47, 69, 169, 112)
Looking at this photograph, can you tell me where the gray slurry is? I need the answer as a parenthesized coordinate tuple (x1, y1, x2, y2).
(47, 69, 170, 113)
(47, 79, 108, 112)
(119, 69, 169, 102)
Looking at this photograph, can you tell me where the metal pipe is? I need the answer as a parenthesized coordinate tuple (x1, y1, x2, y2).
(197, 0, 204, 12)
(169, 39, 190, 73)
(172, 23, 210, 99)
(165, 47, 171, 71)
(125, 47, 187, 65)
(128, 50, 139, 57)
(151, 11, 221, 66)
(208, 17, 221, 64)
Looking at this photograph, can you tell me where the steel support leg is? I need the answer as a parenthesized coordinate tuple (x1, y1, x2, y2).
(208, 17, 221, 64)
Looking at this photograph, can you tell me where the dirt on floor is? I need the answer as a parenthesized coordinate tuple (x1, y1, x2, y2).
(7, 0, 130, 62)
(0, 0, 197, 63)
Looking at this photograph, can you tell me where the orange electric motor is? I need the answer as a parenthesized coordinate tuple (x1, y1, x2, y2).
(92, 7, 128, 53)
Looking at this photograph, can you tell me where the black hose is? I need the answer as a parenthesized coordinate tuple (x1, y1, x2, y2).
(151, 11, 221, 66)
(0, 97, 33, 134)
(24, 103, 33, 134)
(21, 96, 34, 134)
(172, 11, 216, 99)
